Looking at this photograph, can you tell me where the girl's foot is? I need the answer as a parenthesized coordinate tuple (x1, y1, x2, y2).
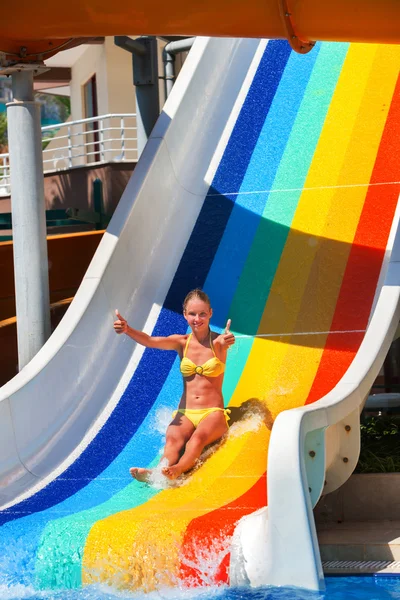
(162, 465, 183, 480)
(130, 467, 151, 482)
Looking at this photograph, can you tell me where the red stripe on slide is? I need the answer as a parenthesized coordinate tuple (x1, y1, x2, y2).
(306, 74, 400, 404)
(178, 474, 267, 586)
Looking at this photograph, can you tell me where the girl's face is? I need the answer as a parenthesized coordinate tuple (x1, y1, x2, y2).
(184, 298, 212, 333)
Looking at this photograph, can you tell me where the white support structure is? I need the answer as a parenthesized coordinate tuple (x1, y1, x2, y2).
(7, 69, 51, 370)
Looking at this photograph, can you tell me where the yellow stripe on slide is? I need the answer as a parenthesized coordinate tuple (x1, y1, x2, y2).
(83, 419, 269, 590)
(230, 44, 400, 419)
(265, 43, 400, 417)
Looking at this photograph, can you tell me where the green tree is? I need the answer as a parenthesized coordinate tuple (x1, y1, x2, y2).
(0, 112, 7, 153)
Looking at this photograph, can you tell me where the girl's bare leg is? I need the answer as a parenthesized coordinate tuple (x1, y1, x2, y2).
(160, 415, 195, 465)
(130, 414, 194, 482)
(163, 412, 228, 480)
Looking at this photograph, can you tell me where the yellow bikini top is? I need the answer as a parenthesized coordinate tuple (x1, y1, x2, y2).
(180, 331, 225, 378)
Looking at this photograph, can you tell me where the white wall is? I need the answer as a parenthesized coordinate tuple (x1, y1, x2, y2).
(70, 43, 109, 119)
(103, 38, 136, 114)
(51, 37, 189, 166)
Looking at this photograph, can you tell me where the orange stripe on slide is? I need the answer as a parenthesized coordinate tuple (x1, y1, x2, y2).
(178, 474, 267, 586)
(306, 74, 400, 404)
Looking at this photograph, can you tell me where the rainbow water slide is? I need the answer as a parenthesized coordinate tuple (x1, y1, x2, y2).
(0, 37, 400, 593)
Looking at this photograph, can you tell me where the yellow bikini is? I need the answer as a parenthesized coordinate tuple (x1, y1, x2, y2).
(173, 407, 231, 428)
(180, 332, 225, 378)
(174, 331, 230, 428)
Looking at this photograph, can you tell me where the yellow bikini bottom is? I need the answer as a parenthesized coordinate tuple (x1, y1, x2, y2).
(172, 407, 231, 429)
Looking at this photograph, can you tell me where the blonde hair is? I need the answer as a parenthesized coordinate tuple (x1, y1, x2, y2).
(183, 289, 211, 312)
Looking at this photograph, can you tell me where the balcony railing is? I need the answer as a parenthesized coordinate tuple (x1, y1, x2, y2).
(0, 113, 137, 197)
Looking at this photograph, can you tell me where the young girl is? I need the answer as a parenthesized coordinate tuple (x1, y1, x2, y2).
(113, 289, 235, 480)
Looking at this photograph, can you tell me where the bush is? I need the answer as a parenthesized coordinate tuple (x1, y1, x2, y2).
(355, 414, 400, 473)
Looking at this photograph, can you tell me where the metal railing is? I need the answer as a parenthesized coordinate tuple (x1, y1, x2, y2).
(0, 113, 137, 197)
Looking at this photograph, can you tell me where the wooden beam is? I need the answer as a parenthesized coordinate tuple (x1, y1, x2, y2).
(35, 67, 71, 83)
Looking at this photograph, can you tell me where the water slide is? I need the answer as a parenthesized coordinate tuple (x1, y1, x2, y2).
(0, 36, 400, 594)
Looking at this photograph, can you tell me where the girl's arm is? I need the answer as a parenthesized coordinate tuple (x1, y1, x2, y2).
(114, 310, 182, 351)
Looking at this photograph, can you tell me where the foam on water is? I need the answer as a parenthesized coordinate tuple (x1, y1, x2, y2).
(0, 585, 37, 600)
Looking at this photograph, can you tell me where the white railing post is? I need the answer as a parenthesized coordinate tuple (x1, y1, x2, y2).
(5, 156, 9, 195)
(0, 152, 11, 196)
(120, 116, 125, 161)
(67, 125, 73, 168)
(100, 117, 105, 163)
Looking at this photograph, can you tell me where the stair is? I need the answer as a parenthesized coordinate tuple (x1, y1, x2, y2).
(318, 520, 400, 574)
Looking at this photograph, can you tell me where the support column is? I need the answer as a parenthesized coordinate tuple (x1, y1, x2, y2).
(114, 36, 160, 157)
(163, 50, 175, 98)
(162, 38, 195, 98)
(7, 69, 51, 370)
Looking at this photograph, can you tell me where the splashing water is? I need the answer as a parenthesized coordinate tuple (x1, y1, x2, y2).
(153, 407, 173, 435)
(227, 413, 265, 438)
(179, 534, 232, 588)
(272, 385, 294, 397)
(0, 584, 37, 600)
(145, 458, 182, 490)
(134, 405, 265, 493)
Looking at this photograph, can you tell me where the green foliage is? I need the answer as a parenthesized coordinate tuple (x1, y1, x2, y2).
(360, 415, 398, 438)
(36, 93, 71, 123)
(56, 95, 71, 113)
(0, 112, 7, 152)
(355, 414, 400, 473)
(0, 93, 71, 154)
(42, 129, 55, 151)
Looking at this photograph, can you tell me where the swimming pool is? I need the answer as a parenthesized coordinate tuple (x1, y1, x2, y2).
(1, 577, 399, 600)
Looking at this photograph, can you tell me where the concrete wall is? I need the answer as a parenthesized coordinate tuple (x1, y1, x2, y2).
(314, 473, 400, 523)
(103, 37, 136, 114)
(0, 162, 135, 217)
(70, 43, 108, 121)
(42, 161, 135, 215)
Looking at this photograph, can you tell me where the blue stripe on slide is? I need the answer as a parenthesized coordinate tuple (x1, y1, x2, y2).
(211, 41, 292, 196)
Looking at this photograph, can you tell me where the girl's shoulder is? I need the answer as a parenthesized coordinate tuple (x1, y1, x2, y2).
(176, 333, 190, 351)
(170, 333, 189, 343)
(210, 329, 222, 345)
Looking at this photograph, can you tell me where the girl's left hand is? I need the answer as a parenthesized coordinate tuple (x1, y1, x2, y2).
(218, 319, 235, 349)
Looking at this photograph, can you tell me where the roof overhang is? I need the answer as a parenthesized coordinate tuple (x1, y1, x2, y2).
(0, 0, 399, 64)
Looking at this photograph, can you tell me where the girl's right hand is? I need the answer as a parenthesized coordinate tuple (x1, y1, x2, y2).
(114, 309, 128, 334)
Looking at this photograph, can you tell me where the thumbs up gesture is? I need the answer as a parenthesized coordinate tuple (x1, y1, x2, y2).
(221, 318, 235, 349)
(114, 309, 128, 334)
(225, 319, 231, 334)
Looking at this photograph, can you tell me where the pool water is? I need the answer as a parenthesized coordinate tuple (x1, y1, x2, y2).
(0, 577, 399, 600)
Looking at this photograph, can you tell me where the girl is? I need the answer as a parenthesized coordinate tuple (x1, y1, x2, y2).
(113, 289, 235, 480)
